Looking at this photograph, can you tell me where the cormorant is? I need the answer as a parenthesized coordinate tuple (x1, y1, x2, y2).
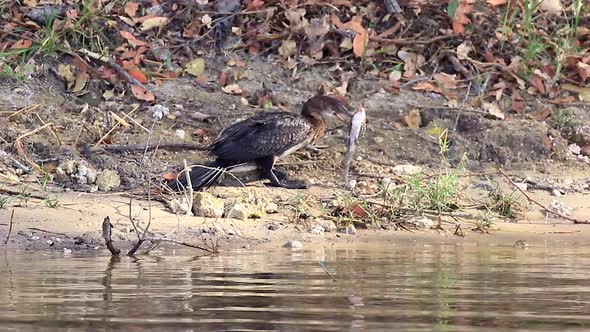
(167, 95, 353, 191)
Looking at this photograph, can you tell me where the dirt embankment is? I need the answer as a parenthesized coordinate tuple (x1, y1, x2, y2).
(1, 56, 590, 253)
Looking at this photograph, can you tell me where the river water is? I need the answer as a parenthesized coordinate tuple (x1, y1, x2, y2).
(1, 242, 589, 331)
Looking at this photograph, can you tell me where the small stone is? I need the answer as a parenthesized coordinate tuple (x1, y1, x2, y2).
(89, 185, 98, 193)
(31, 236, 40, 241)
(168, 197, 193, 215)
(264, 202, 278, 214)
(96, 169, 121, 191)
(148, 104, 170, 120)
(86, 167, 97, 184)
(175, 129, 186, 140)
(549, 199, 572, 217)
(380, 177, 392, 188)
(77, 163, 88, 177)
(412, 216, 435, 228)
(391, 164, 422, 176)
(283, 240, 303, 249)
(551, 189, 562, 197)
(73, 237, 85, 245)
(267, 222, 281, 231)
(192, 192, 224, 218)
(372, 136, 385, 144)
(316, 219, 337, 232)
(310, 224, 325, 234)
(61, 160, 76, 174)
(515, 182, 528, 191)
(338, 224, 357, 235)
(76, 176, 88, 185)
(225, 201, 264, 219)
(568, 143, 581, 155)
(582, 145, 590, 157)
(46, 239, 54, 246)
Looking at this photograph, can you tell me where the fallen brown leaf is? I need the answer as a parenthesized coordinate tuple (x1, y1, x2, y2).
(218, 71, 228, 86)
(72, 72, 89, 93)
(402, 109, 422, 128)
(412, 81, 442, 94)
(487, 0, 508, 6)
(140, 17, 168, 32)
(124, 2, 139, 17)
(451, 0, 474, 35)
(511, 90, 525, 113)
(483, 102, 505, 119)
(10, 39, 33, 49)
(352, 30, 367, 58)
(529, 108, 553, 121)
(131, 85, 155, 101)
(128, 69, 148, 84)
(222, 84, 243, 95)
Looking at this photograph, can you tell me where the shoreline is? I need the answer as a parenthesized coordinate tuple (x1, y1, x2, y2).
(1, 190, 589, 254)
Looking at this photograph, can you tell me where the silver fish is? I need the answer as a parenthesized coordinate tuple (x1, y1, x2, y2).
(341, 107, 367, 183)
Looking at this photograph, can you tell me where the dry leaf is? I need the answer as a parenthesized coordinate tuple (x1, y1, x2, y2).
(483, 102, 505, 119)
(304, 17, 330, 40)
(218, 71, 228, 86)
(548, 95, 576, 104)
(185, 58, 206, 76)
(222, 84, 243, 95)
(124, 2, 139, 17)
(57, 64, 76, 82)
(433, 73, 458, 90)
(352, 30, 367, 58)
(487, 0, 508, 6)
(285, 8, 309, 33)
(128, 69, 148, 83)
(140, 17, 168, 32)
(119, 31, 148, 47)
(131, 85, 155, 101)
(246, 0, 264, 11)
(412, 81, 442, 94)
(451, 0, 474, 35)
(529, 108, 553, 121)
(278, 40, 297, 58)
(539, 0, 562, 13)
(529, 74, 546, 94)
(72, 72, 89, 92)
(511, 90, 525, 113)
(10, 39, 33, 49)
(456, 40, 473, 60)
(577, 62, 590, 81)
(402, 109, 422, 128)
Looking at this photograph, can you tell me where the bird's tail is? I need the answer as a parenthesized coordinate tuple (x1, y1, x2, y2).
(165, 160, 239, 192)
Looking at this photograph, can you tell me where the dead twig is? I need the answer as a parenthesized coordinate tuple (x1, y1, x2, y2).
(77, 49, 147, 89)
(90, 142, 209, 153)
(7, 104, 40, 120)
(499, 169, 590, 224)
(4, 209, 15, 245)
(26, 227, 67, 236)
(94, 105, 140, 147)
(102, 216, 121, 255)
(370, 34, 456, 46)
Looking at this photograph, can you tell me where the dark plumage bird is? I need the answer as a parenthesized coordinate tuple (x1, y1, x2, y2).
(167, 95, 353, 191)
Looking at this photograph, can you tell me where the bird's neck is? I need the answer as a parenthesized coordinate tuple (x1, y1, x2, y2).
(303, 113, 326, 142)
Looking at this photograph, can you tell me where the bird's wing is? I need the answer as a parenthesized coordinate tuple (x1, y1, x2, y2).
(210, 112, 313, 161)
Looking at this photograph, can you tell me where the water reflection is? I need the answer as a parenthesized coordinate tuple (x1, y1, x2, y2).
(0, 243, 589, 331)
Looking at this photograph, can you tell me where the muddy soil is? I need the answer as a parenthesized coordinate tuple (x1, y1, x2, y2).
(0, 53, 589, 253)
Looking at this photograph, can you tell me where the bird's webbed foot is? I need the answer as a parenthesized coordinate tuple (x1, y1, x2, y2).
(268, 178, 308, 189)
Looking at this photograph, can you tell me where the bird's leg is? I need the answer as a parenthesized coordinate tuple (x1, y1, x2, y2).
(257, 157, 307, 189)
(273, 168, 289, 180)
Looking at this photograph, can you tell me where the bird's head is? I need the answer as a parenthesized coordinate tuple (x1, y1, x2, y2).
(302, 95, 355, 122)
